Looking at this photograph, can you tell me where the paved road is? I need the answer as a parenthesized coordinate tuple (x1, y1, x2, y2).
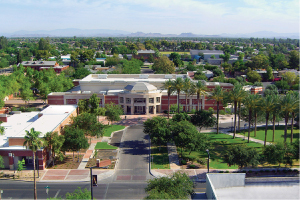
(0, 180, 90, 199)
(93, 125, 151, 199)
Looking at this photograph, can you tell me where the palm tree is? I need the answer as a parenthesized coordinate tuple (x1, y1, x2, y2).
(23, 128, 43, 200)
(260, 95, 277, 146)
(172, 77, 184, 113)
(210, 85, 224, 134)
(182, 78, 192, 112)
(161, 79, 175, 118)
(280, 93, 294, 143)
(243, 93, 259, 143)
(270, 94, 280, 142)
(195, 81, 207, 111)
(227, 82, 244, 138)
(289, 92, 299, 143)
(237, 89, 247, 132)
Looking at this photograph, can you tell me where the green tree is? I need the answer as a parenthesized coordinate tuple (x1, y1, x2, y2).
(172, 113, 191, 123)
(282, 72, 297, 87)
(270, 94, 280, 142)
(249, 54, 270, 69)
(143, 116, 171, 149)
(161, 79, 175, 119)
(265, 66, 274, 81)
(219, 52, 230, 63)
(264, 84, 278, 96)
(78, 99, 90, 114)
(280, 93, 294, 143)
(262, 143, 285, 167)
(190, 110, 217, 132)
(172, 78, 184, 113)
(145, 172, 194, 199)
(0, 156, 4, 168)
(20, 79, 34, 105)
(152, 56, 175, 74)
(148, 54, 154, 63)
(17, 159, 26, 176)
(275, 80, 290, 92)
(72, 113, 105, 138)
(105, 103, 123, 123)
(246, 69, 262, 83)
(182, 78, 193, 112)
(223, 144, 259, 169)
(43, 132, 65, 166)
(62, 126, 89, 161)
(73, 67, 91, 79)
(210, 86, 225, 134)
(289, 50, 300, 69)
(23, 128, 43, 200)
(89, 94, 100, 114)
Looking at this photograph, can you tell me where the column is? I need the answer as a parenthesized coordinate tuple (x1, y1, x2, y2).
(8, 153, 14, 170)
(130, 98, 134, 115)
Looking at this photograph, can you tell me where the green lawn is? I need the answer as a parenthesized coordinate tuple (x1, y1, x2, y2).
(244, 125, 299, 144)
(178, 132, 264, 169)
(95, 142, 118, 150)
(151, 145, 170, 169)
(103, 125, 126, 137)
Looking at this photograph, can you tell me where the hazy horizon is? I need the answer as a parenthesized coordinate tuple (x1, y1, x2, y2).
(0, 0, 299, 35)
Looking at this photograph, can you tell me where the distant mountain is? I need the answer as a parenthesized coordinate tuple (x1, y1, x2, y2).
(1, 29, 298, 39)
(220, 31, 299, 39)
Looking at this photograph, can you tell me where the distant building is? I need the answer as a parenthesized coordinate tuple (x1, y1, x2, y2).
(190, 50, 223, 60)
(21, 61, 69, 73)
(48, 74, 233, 114)
(0, 105, 78, 170)
(132, 50, 155, 61)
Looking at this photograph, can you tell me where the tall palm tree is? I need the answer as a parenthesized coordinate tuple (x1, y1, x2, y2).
(23, 128, 43, 200)
(195, 81, 207, 111)
(210, 86, 225, 134)
(227, 82, 244, 138)
(172, 77, 184, 113)
(182, 78, 192, 112)
(289, 92, 299, 143)
(161, 79, 175, 119)
(260, 95, 277, 146)
(270, 94, 280, 142)
(237, 89, 247, 132)
(243, 93, 259, 143)
(280, 93, 294, 143)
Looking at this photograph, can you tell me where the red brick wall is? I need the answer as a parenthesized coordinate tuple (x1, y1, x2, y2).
(66, 99, 77, 105)
(105, 96, 118, 105)
(48, 95, 64, 105)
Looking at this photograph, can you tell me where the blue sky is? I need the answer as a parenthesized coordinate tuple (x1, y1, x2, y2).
(0, 0, 299, 34)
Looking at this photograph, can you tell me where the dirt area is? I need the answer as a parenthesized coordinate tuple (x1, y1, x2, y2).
(47, 154, 83, 169)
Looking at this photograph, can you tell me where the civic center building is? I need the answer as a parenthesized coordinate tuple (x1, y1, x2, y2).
(48, 73, 233, 114)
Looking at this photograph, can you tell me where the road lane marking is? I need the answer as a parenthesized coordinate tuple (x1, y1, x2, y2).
(54, 189, 61, 198)
(103, 183, 109, 199)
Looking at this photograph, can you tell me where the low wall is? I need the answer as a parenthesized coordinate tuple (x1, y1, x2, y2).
(206, 173, 246, 199)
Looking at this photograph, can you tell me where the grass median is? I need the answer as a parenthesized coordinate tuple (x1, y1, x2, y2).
(103, 125, 126, 137)
(151, 145, 170, 169)
(95, 142, 118, 150)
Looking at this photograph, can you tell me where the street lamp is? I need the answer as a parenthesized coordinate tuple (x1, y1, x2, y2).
(12, 153, 15, 173)
(206, 149, 210, 173)
(244, 123, 248, 142)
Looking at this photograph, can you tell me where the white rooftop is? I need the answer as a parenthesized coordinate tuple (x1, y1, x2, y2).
(0, 105, 77, 147)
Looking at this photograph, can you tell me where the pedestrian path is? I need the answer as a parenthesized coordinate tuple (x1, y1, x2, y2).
(167, 142, 181, 169)
(77, 138, 100, 169)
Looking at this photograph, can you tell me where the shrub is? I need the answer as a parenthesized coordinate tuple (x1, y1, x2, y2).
(219, 110, 226, 115)
(293, 169, 298, 172)
(197, 158, 207, 165)
(225, 108, 232, 114)
(225, 170, 229, 173)
(248, 170, 252, 173)
(288, 169, 292, 172)
(219, 171, 224, 173)
(208, 107, 214, 113)
(189, 164, 196, 169)
(181, 160, 187, 165)
(190, 109, 196, 114)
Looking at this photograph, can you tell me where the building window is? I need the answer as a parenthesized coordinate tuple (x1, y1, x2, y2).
(149, 98, 154, 103)
(134, 98, 146, 103)
(120, 97, 124, 103)
(156, 97, 160, 103)
(126, 98, 131, 104)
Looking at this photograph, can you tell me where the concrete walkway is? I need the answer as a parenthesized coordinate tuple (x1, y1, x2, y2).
(77, 138, 102, 169)
(167, 142, 181, 169)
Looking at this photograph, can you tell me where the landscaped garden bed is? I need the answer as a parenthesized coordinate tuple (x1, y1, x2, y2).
(47, 154, 83, 169)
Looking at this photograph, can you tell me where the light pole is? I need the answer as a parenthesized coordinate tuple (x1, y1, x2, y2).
(12, 153, 15, 174)
(231, 117, 233, 132)
(206, 149, 210, 173)
(243, 123, 247, 141)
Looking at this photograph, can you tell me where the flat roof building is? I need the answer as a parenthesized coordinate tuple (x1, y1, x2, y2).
(48, 74, 233, 115)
